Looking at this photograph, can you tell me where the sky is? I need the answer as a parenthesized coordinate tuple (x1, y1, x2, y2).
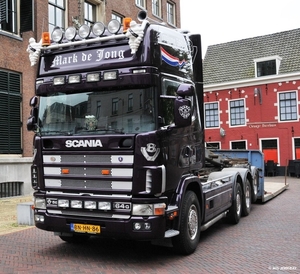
(180, 0, 300, 56)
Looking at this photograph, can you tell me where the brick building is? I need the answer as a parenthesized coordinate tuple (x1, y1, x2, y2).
(0, 0, 181, 195)
(203, 29, 300, 175)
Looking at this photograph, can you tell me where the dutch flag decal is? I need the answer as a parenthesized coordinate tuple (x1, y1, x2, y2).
(161, 46, 186, 68)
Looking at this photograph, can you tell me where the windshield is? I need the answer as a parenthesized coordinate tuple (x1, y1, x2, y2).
(37, 88, 156, 136)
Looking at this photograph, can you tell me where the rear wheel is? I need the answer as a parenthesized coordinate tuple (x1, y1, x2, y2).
(227, 183, 242, 224)
(252, 171, 259, 203)
(242, 180, 251, 216)
(172, 191, 201, 255)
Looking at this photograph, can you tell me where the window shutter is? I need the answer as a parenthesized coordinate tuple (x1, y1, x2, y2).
(0, 0, 7, 24)
(20, 0, 33, 33)
(0, 71, 22, 154)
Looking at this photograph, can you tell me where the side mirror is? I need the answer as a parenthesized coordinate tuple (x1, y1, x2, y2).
(176, 84, 194, 97)
(174, 98, 191, 127)
(27, 98, 39, 131)
(29, 96, 38, 107)
(27, 116, 37, 131)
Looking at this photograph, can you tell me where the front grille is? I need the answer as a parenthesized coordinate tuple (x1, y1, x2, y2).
(42, 151, 134, 194)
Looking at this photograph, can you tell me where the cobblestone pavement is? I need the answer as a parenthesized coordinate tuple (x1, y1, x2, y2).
(0, 177, 299, 274)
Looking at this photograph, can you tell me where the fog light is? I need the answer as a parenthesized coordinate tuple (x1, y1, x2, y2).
(87, 73, 100, 82)
(133, 222, 142, 230)
(71, 200, 83, 208)
(98, 201, 111, 210)
(58, 199, 69, 208)
(53, 76, 65, 85)
(144, 222, 151, 230)
(84, 201, 96, 209)
(103, 71, 117, 80)
(35, 215, 45, 223)
(68, 75, 81, 84)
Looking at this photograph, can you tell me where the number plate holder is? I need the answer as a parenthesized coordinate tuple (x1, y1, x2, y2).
(70, 223, 101, 234)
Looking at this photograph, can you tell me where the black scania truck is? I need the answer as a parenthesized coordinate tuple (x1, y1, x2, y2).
(27, 12, 262, 255)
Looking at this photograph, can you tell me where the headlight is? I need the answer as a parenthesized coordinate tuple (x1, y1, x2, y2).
(34, 197, 46, 209)
(132, 203, 166, 216)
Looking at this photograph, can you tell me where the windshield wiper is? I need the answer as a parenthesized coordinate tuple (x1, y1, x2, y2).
(76, 128, 125, 134)
(40, 130, 74, 136)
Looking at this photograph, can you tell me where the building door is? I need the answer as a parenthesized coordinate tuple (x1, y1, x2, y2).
(261, 139, 279, 163)
(293, 138, 300, 159)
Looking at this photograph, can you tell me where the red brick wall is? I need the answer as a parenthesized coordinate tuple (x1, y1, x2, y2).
(204, 81, 300, 166)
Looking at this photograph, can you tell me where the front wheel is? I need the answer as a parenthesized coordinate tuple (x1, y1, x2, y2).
(172, 191, 201, 255)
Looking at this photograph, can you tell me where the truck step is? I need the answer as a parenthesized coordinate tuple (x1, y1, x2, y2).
(164, 229, 180, 238)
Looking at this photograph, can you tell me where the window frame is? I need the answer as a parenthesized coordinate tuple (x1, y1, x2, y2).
(166, 1, 175, 25)
(0, 70, 22, 154)
(135, 0, 146, 9)
(254, 55, 282, 77)
(48, 0, 65, 33)
(277, 90, 298, 122)
(152, 0, 161, 18)
(204, 101, 220, 129)
(229, 98, 246, 127)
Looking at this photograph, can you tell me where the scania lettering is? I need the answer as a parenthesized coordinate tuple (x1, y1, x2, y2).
(65, 139, 103, 148)
(27, 12, 264, 255)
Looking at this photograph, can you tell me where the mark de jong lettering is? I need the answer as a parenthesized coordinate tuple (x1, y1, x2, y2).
(51, 49, 125, 67)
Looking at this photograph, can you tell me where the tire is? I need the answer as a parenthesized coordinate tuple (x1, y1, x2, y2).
(59, 234, 90, 243)
(242, 180, 251, 216)
(227, 183, 242, 224)
(252, 171, 259, 203)
(172, 191, 201, 255)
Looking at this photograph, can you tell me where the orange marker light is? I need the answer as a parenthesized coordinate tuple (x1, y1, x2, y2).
(101, 169, 110, 175)
(61, 168, 70, 174)
(42, 32, 51, 46)
(123, 17, 132, 33)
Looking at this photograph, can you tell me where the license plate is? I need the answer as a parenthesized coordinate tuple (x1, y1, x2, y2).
(70, 223, 101, 234)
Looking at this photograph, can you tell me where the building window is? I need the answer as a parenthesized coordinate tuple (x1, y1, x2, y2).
(279, 91, 297, 121)
(128, 93, 133, 112)
(205, 102, 219, 128)
(229, 99, 245, 126)
(0, 70, 22, 154)
(152, 0, 161, 17)
(231, 141, 246, 149)
(84, 1, 96, 26)
(206, 142, 220, 149)
(136, 0, 146, 9)
(48, 0, 65, 33)
(112, 13, 123, 23)
(112, 98, 118, 115)
(254, 56, 282, 77)
(167, 2, 175, 25)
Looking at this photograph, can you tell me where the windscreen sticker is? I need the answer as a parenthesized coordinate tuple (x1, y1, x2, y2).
(161, 46, 186, 68)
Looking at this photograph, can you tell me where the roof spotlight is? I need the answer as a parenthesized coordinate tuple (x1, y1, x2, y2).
(65, 26, 77, 41)
(78, 24, 91, 39)
(107, 19, 121, 34)
(92, 22, 105, 36)
(51, 27, 64, 43)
